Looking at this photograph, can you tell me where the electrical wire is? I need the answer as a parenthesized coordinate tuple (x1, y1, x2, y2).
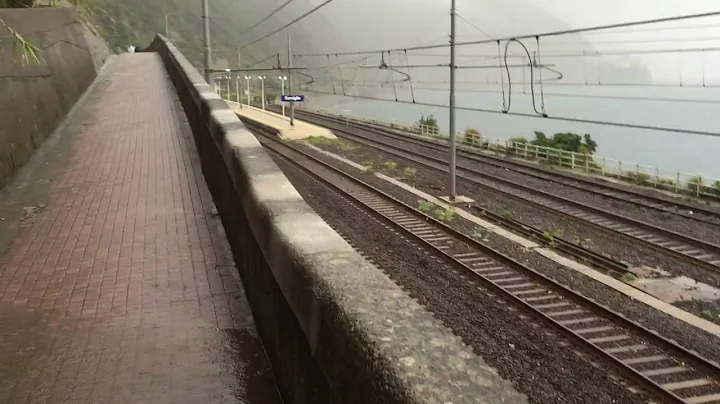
(296, 10, 720, 56)
(300, 88, 720, 138)
(455, 12, 493, 39)
(298, 55, 370, 69)
(503, 39, 546, 116)
(539, 35, 720, 47)
(247, 53, 278, 68)
(237, 0, 295, 37)
(239, 0, 336, 50)
(399, 46, 720, 59)
(403, 50, 417, 103)
(334, 82, 720, 105)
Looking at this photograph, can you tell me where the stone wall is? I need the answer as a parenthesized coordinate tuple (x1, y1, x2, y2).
(144, 35, 526, 404)
(0, 7, 105, 188)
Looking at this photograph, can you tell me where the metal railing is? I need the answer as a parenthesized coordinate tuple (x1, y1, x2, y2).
(301, 105, 720, 201)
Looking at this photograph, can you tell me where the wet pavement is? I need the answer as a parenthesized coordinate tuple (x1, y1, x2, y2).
(0, 54, 281, 403)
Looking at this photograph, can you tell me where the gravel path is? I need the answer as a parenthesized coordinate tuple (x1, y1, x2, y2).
(290, 140, 720, 363)
(269, 151, 651, 404)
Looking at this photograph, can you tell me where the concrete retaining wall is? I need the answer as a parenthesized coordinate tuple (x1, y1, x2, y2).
(0, 7, 104, 189)
(144, 35, 526, 404)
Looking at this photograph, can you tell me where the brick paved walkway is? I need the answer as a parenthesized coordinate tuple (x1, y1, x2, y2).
(0, 54, 280, 403)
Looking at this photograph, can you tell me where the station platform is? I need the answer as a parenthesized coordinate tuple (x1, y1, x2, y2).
(0, 54, 280, 403)
(227, 101, 336, 141)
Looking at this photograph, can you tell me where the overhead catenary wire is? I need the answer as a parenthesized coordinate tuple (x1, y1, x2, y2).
(236, 0, 295, 38)
(455, 12, 493, 39)
(296, 10, 720, 56)
(395, 46, 720, 59)
(239, 0, 336, 50)
(300, 88, 720, 138)
(502, 39, 546, 116)
(333, 81, 720, 105)
(403, 50, 417, 103)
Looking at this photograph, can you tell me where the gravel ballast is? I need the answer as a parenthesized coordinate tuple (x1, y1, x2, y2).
(293, 110, 720, 238)
(269, 150, 651, 404)
(289, 139, 720, 363)
(296, 138, 720, 293)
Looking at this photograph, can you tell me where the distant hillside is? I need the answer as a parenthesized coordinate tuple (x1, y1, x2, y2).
(89, 0, 337, 69)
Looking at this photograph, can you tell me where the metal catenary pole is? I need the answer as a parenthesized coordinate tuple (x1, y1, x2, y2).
(201, 0, 212, 83)
(261, 78, 266, 111)
(448, 0, 458, 200)
(237, 49, 242, 107)
(288, 31, 295, 126)
(235, 76, 240, 103)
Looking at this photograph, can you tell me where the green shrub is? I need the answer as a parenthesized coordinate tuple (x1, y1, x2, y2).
(687, 176, 702, 193)
(620, 273, 638, 284)
(471, 228, 485, 240)
(463, 128, 482, 146)
(701, 309, 716, 320)
(417, 200, 435, 213)
(503, 210, 513, 221)
(548, 224, 564, 238)
(404, 167, 417, 178)
(624, 171, 652, 186)
(713, 181, 720, 196)
(417, 114, 439, 129)
(384, 160, 397, 170)
(542, 232, 554, 243)
(434, 208, 456, 222)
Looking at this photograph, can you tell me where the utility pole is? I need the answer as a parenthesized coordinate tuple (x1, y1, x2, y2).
(245, 76, 251, 107)
(201, 0, 212, 83)
(163, 0, 169, 39)
(288, 31, 295, 126)
(237, 49, 242, 107)
(236, 76, 240, 104)
(448, 0, 458, 200)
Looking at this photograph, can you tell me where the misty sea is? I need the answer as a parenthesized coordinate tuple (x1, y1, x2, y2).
(319, 86, 720, 179)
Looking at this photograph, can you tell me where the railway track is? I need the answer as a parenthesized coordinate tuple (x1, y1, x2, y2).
(247, 121, 720, 404)
(471, 205, 630, 278)
(279, 111, 720, 275)
(292, 108, 720, 226)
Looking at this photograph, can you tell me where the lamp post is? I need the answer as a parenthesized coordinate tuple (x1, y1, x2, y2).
(224, 69, 231, 100)
(258, 76, 267, 111)
(235, 76, 240, 104)
(278, 76, 288, 117)
(244, 76, 251, 107)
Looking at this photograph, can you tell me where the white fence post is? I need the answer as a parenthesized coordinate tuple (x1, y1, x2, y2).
(676, 172, 680, 193)
(571, 152, 576, 169)
(698, 176, 703, 197)
(654, 168, 659, 188)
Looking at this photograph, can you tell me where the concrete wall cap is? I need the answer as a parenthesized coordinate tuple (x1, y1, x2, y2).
(145, 34, 527, 404)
